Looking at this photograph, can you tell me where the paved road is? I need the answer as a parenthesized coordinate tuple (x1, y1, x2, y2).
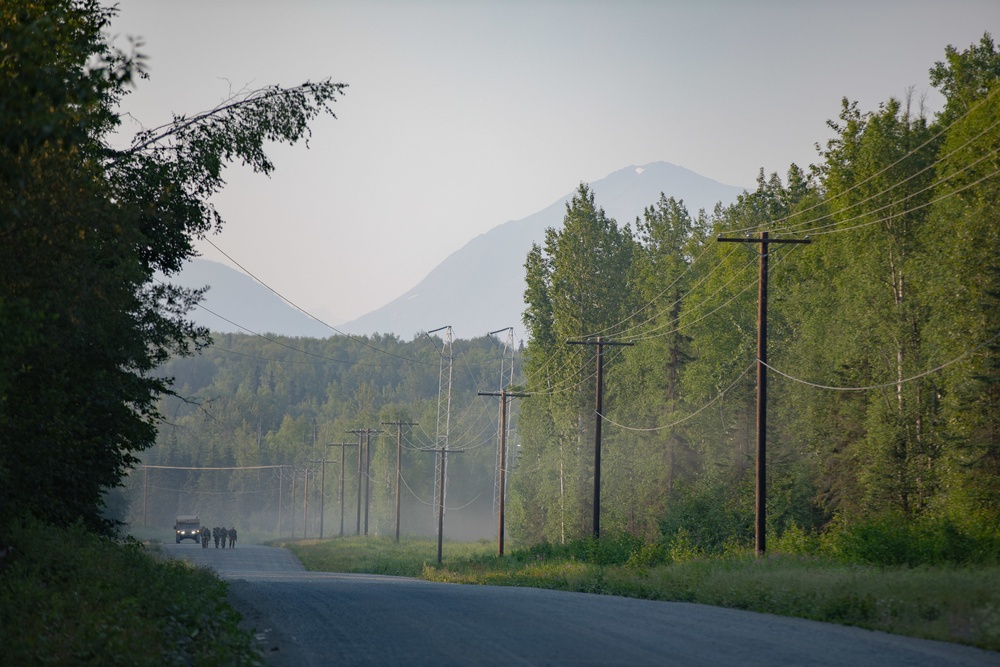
(162, 542, 1000, 667)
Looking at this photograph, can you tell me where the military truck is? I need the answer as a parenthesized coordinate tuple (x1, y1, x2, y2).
(174, 515, 201, 543)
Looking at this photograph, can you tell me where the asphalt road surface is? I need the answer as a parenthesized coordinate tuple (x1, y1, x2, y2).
(162, 542, 1000, 666)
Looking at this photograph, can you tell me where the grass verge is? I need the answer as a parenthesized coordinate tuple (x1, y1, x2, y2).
(1, 518, 260, 666)
(285, 535, 1000, 652)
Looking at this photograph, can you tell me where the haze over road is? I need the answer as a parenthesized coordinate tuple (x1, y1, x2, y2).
(162, 543, 999, 666)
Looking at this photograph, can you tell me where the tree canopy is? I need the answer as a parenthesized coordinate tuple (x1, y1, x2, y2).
(0, 0, 344, 533)
(512, 33, 1000, 549)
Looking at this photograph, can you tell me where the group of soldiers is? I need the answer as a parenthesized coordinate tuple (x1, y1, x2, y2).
(200, 526, 237, 549)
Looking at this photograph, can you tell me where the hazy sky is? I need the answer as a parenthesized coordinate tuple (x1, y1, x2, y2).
(110, 1, 998, 326)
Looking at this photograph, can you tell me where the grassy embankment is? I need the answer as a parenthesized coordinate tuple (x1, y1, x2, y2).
(1, 519, 259, 666)
(282, 532, 1000, 652)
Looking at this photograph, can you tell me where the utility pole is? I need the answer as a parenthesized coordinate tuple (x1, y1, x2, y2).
(348, 428, 382, 535)
(290, 473, 296, 539)
(718, 231, 810, 555)
(319, 457, 327, 539)
(312, 459, 329, 539)
(347, 431, 363, 534)
(426, 326, 453, 531)
(479, 389, 529, 555)
(327, 443, 357, 537)
(382, 421, 418, 542)
(302, 466, 309, 539)
(488, 328, 515, 525)
(567, 336, 633, 539)
(420, 446, 464, 564)
(142, 466, 148, 528)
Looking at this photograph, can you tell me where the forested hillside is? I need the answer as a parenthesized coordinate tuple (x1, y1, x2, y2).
(125, 34, 999, 556)
(126, 332, 522, 541)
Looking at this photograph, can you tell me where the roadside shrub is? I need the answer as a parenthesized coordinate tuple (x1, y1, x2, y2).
(667, 528, 704, 563)
(0, 517, 259, 665)
(625, 541, 668, 568)
(821, 513, 1000, 567)
(771, 522, 821, 556)
(657, 478, 754, 555)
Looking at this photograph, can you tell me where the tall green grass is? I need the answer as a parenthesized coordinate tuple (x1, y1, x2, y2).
(0, 518, 259, 666)
(280, 536, 495, 577)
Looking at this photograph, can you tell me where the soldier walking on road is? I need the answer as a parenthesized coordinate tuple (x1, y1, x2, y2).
(200, 527, 210, 548)
(213, 526, 221, 548)
(228, 526, 237, 548)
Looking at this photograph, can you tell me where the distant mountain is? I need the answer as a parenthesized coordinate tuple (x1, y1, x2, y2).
(170, 258, 334, 338)
(339, 161, 745, 339)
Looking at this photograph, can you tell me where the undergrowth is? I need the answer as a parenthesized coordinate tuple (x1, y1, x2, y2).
(0, 517, 259, 666)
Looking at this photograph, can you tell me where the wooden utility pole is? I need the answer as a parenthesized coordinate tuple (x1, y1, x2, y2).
(382, 421, 418, 542)
(310, 458, 337, 539)
(314, 458, 327, 539)
(327, 443, 357, 537)
(348, 428, 382, 535)
(478, 389, 529, 555)
(567, 336, 633, 539)
(302, 466, 309, 539)
(718, 231, 810, 554)
(344, 431, 364, 534)
(421, 446, 464, 564)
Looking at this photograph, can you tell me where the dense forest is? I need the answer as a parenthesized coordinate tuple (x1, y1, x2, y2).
(125, 34, 1000, 554)
(126, 332, 522, 541)
(513, 34, 1000, 551)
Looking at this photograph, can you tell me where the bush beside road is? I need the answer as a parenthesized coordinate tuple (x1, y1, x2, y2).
(0, 520, 259, 666)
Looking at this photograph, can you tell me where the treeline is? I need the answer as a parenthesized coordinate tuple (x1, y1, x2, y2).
(510, 34, 1000, 552)
(127, 333, 522, 540)
(0, 0, 342, 534)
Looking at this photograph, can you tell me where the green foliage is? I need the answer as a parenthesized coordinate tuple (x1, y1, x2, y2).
(656, 474, 754, 555)
(128, 333, 515, 539)
(930, 32, 1000, 123)
(0, 0, 344, 533)
(0, 518, 259, 665)
(283, 535, 495, 576)
(820, 514, 1000, 567)
(510, 32, 1000, 558)
(503, 533, 647, 567)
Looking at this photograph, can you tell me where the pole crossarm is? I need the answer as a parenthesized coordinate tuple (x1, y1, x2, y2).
(140, 464, 290, 470)
(717, 231, 812, 555)
(717, 236, 812, 244)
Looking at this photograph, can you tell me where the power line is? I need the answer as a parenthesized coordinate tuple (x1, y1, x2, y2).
(728, 85, 1000, 236)
(762, 332, 1000, 391)
(598, 363, 755, 433)
(202, 237, 436, 365)
(141, 464, 288, 470)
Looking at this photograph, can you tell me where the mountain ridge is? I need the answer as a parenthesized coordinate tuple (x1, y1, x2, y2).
(338, 161, 745, 338)
(175, 161, 746, 340)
